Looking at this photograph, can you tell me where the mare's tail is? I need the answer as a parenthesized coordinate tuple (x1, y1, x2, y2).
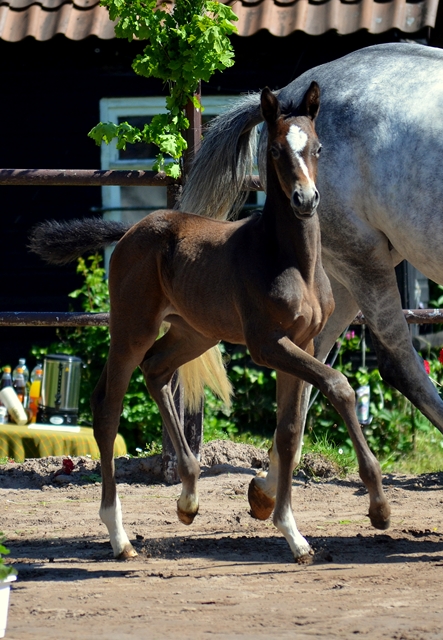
(29, 217, 232, 411)
(28, 217, 132, 265)
(178, 93, 263, 220)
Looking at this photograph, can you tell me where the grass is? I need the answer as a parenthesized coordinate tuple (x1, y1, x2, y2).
(379, 430, 443, 474)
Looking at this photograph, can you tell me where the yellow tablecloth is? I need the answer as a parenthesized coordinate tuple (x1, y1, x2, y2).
(0, 423, 127, 462)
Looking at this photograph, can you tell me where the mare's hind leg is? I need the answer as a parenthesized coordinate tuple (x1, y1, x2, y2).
(92, 331, 159, 559)
(141, 322, 217, 525)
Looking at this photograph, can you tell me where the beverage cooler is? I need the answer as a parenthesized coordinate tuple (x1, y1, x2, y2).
(37, 354, 82, 426)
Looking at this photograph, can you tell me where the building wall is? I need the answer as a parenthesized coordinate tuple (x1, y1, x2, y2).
(0, 28, 419, 367)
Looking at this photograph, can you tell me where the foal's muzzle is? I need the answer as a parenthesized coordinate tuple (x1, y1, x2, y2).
(291, 186, 320, 219)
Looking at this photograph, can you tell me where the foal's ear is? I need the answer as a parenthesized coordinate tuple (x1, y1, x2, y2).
(301, 81, 320, 121)
(261, 87, 281, 124)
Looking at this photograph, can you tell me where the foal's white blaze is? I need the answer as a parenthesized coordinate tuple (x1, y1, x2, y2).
(287, 124, 310, 180)
(99, 494, 132, 557)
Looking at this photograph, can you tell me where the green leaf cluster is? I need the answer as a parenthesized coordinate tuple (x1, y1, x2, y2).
(88, 0, 237, 176)
(0, 533, 16, 582)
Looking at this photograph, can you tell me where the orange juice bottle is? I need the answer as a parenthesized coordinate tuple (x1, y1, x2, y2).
(28, 367, 43, 423)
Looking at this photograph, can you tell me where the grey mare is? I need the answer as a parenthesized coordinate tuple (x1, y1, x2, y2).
(180, 42, 443, 449)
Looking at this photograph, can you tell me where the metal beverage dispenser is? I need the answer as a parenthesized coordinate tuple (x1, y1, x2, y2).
(37, 354, 82, 425)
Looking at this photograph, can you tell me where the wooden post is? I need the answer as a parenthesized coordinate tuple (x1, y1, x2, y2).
(162, 85, 204, 484)
(183, 83, 202, 177)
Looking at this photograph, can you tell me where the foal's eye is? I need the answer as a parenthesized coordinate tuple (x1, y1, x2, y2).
(314, 145, 322, 158)
(271, 146, 280, 159)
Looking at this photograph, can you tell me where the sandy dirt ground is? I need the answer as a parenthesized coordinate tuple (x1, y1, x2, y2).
(1, 441, 443, 640)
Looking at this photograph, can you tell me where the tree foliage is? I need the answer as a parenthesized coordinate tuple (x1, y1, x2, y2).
(88, 0, 238, 176)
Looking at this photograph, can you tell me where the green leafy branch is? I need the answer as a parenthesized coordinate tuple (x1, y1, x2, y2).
(0, 533, 16, 581)
(88, 0, 238, 177)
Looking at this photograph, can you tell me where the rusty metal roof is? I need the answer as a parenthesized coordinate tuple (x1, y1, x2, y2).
(0, 0, 438, 41)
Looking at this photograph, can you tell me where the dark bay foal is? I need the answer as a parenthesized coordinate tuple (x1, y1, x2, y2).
(30, 85, 390, 561)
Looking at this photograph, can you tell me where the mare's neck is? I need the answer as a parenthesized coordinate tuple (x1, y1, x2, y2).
(261, 161, 321, 282)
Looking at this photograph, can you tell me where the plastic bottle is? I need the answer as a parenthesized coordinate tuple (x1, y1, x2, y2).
(0, 367, 13, 391)
(0, 367, 13, 420)
(28, 367, 43, 423)
(30, 363, 43, 383)
(12, 368, 26, 405)
(13, 358, 29, 385)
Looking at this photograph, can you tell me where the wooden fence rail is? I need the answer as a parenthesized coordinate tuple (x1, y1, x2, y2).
(0, 169, 262, 191)
(0, 309, 442, 326)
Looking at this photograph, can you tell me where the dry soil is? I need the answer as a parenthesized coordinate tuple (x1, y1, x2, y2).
(1, 441, 443, 640)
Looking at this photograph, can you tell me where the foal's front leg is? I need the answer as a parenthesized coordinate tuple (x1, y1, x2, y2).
(248, 334, 390, 549)
(249, 372, 312, 559)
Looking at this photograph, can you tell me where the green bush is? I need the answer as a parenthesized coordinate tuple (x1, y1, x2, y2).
(32, 255, 162, 453)
(32, 255, 439, 461)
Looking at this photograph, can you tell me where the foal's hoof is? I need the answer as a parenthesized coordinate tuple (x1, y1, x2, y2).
(248, 475, 275, 521)
(368, 502, 391, 530)
(177, 502, 198, 525)
(295, 549, 315, 565)
(116, 543, 138, 560)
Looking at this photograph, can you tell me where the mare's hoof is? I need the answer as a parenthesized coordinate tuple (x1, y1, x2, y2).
(177, 503, 198, 525)
(368, 502, 391, 530)
(116, 544, 138, 560)
(248, 476, 275, 521)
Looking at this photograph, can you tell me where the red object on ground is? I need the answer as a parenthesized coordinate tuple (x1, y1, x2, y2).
(53, 458, 75, 477)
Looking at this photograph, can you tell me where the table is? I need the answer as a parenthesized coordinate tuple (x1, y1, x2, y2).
(0, 423, 127, 462)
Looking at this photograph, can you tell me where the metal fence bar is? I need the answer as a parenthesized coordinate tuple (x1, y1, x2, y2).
(0, 309, 443, 327)
(0, 169, 262, 191)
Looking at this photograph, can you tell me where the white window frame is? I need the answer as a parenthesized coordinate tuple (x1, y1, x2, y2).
(99, 96, 265, 267)
(99, 96, 244, 218)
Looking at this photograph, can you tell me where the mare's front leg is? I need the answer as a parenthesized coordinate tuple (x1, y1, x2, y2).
(349, 265, 443, 433)
(141, 324, 217, 525)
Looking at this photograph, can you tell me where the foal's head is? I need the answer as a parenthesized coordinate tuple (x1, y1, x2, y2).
(261, 83, 321, 219)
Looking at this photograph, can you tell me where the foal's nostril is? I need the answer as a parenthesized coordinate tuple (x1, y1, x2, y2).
(313, 188, 320, 206)
(292, 191, 302, 208)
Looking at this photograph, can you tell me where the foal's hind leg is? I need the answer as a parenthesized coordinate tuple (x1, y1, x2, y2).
(92, 331, 159, 559)
(141, 323, 217, 525)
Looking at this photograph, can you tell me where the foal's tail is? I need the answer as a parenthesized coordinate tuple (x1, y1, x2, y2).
(28, 217, 131, 265)
(29, 217, 232, 411)
(178, 93, 263, 220)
